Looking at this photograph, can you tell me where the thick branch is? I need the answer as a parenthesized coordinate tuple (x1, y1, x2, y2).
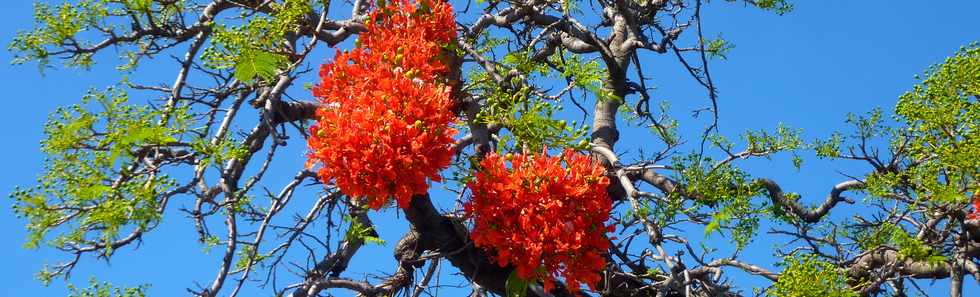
(402, 194, 516, 295)
(758, 179, 862, 223)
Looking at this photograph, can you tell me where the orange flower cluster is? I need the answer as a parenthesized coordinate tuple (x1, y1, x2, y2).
(466, 150, 614, 292)
(307, 0, 458, 210)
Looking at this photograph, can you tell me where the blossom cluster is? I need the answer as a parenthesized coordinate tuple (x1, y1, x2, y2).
(968, 195, 980, 221)
(466, 149, 614, 292)
(307, 0, 458, 209)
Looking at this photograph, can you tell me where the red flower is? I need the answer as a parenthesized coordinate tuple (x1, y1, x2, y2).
(967, 195, 980, 221)
(466, 149, 614, 292)
(307, 0, 458, 209)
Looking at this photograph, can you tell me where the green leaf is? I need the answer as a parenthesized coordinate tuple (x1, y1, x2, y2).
(234, 50, 286, 83)
(344, 216, 386, 246)
(125, 0, 153, 11)
(704, 212, 726, 235)
(769, 255, 855, 297)
(505, 270, 529, 297)
(67, 277, 149, 297)
(11, 86, 186, 259)
(704, 35, 736, 60)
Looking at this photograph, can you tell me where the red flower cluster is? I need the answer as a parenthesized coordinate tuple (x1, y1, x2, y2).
(307, 0, 458, 210)
(967, 194, 980, 221)
(466, 149, 614, 292)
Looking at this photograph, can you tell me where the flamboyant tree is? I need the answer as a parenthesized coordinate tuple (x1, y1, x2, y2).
(7, 0, 980, 296)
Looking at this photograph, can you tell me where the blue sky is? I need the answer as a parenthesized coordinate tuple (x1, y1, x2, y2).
(2, 0, 979, 296)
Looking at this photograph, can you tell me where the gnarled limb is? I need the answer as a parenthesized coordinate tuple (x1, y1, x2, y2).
(758, 179, 863, 224)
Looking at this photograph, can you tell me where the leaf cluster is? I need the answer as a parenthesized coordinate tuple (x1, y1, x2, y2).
(10, 87, 188, 255)
(769, 255, 855, 297)
(67, 278, 149, 297)
(202, 0, 313, 82)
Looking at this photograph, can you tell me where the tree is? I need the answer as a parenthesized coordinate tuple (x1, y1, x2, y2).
(7, 0, 979, 296)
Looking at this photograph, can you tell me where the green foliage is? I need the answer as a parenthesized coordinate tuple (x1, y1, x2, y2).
(191, 136, 249, 169)
(862, 170, 902, 200)
(728, 0, 794, 15)
(201, 235, 222, 254)
(766, 255, 857, 297)
(741, 123, 806, 169)
(820, 43, 980, 210)
(9, 0, 188, 70)
(676, 125, 806, 248)
(769, 255, 855, 297)
(755, 0, 794, 14)
(227, 191, 254, 214)
(121, 0, 152, 12)
(477, 86, 589, 152)
(812, 132, 843, 159)
(67, 278, 149, 297)
(202, 0, 312, 82)
(235, 245, 271, 271)
(115, 1, 187, 71)
(672, 154, 762, 249)
(648, 101, 681, 146)
(704, 35, 736, 60)
(10, 87, 187, 253)
(469, 48, 610, 152)
(811, 109, 890, 164)
(502, 49, 551, 78)
(703, 198, 760, 249)
(894, 44, 980, 197)
(848, 109, 890, 140)
(234, 49, 289, 83)
(549, 51, 612, 101)
(891, 228, 946, 265)
(853, 222, 899, 252)
(854, 223, 946, 265)
(344, 215, 386, 246)
(505, 270, 529, 297)
(9, 0, 109, 68)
